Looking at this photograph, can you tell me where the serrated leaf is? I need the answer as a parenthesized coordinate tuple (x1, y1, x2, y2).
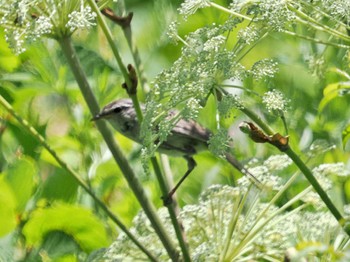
(23, 204, 109, 253)
(342, 124, 350, 150)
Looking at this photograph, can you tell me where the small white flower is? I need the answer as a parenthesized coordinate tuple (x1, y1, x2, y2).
(203, 35, 225, 52)
(167, 21, 180, 43)
(182, 98, 201, 120)
(67, 6, 96, 32)
(263, 154, 292, 170)
(179, 0, 211, 17)
(262, 89, 290, 115)
(238, 26, 260, 45)
(302, 191, 323, 207)
(313, 163, 350, 177)
(251, 59, 279, 80)
(30, 16, 52, 40)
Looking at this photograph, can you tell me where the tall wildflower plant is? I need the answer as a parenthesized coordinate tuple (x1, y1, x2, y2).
(92, 158, 350, 261)
(1, 0, 350, 261)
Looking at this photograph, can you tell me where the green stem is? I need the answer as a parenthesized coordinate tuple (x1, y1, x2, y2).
(151, 157, 192, 262)
(285, 147, 348, 234)
(237, 97, 349, 236)
(119, 12, 149, 92)
(130, 94, 144, 122)
(86, 0, 131, 88)
(87, 2, 191, 258)
(87, 0, 145, 126)
(299, 0, 349, 30)
(282, 30, 349, 49)
(236, 32, 269, 62)
(240, 106, 274, 135)
(218, 88, 273, 135)
(0, 95, 158, 262)
(58, 36, 180, 261)
(210, 2, 252, 21)
(288, 4, 350, 42)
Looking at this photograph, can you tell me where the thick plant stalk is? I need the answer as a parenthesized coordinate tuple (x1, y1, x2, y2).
(86, 1, 192, 260)
(239, 105, 349, 236)
(59, 36, 180, 261)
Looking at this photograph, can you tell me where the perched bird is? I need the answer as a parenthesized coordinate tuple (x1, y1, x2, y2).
(93, 98, 260, 204)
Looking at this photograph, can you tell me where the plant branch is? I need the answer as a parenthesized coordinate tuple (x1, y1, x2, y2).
(101, 2, 149, 92)
(87, 0, 132, 89)
(88, 0, 145, 120)
(88, 3, 192, 259)
(284, 148, 346, 228)
(210, 2, 252, 21)
(282, 30, 349, 49)
(239, 120, 349, 236)
(288, 4, 350, 42)
(151, 157, 192, 262)
(58, 36, 180, 261)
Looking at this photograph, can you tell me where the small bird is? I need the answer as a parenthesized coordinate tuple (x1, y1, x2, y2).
(93, 98, 260, 204)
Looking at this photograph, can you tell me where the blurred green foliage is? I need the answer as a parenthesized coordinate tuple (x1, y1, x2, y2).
(0, 0, 350, 260)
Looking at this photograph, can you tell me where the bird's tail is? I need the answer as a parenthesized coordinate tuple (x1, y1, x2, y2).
(224, 152, 262, 187)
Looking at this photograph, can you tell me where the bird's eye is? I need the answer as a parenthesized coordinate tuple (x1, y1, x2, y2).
(113, 107, 123, 113)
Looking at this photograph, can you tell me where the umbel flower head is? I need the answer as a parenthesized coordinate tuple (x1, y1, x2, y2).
(0, 0, 97, 54)
(90, 184, 344, 261)
(262, 89, 290, 116)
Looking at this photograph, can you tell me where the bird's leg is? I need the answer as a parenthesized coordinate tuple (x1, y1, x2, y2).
(162, 156, 196, 206)
(224, 152, 262, 188)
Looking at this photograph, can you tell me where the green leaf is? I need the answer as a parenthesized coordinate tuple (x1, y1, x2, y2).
(0, 177, 17, 236)
(40, 168, 78, 202)
(22, 204, 109, 252)
(6, 121, 46, 159)
(26, 231, 81, 261)
(4, 157, 37, 212)
(0, 30, 21, 72)
(319, 82, 350, 112)
(342, 124, 350, 149)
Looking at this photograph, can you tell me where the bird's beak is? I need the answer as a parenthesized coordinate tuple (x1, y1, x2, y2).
(91, 113, 102, 121)
(91, 110, 113, 121)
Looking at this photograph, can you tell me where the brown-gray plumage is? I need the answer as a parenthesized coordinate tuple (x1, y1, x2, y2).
(93, 98, 260, 204)
(93, 98, 210, 156)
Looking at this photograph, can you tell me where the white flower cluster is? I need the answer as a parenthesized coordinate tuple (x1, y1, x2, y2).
(263, 154, 292, 170)
(306, 55, 326, 78)
(327, 0, 350, 22)
(142, 20, 252, 154)
(90, 184, 346, 261)
(251, 59, 279, 80)
(313, 163, 350, 178)
(262, 89, 290, 115)
(0, 0, 97, 54)
(178, 0, 211, 17)
(237, 25, 261, 45)
(67, 6, 96, 32)
(258, 0, 296, 31)
(166, 21, 180, 44)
